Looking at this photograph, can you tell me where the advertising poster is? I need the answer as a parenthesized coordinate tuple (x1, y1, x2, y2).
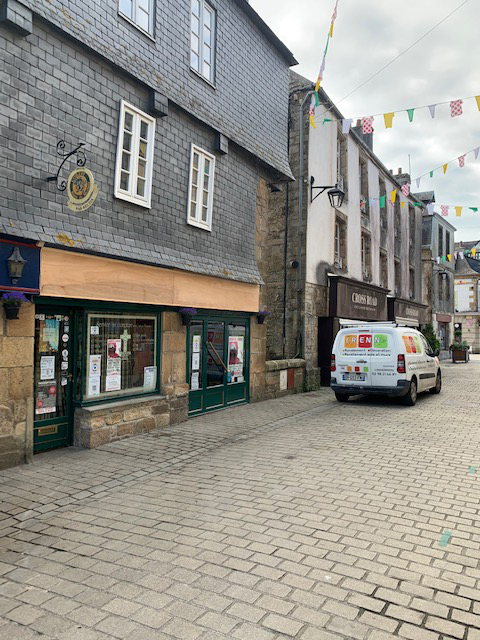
(106, 339, 121, 391)
(143, 366, 157, 391)
(40, 318, 60, 351)
(40, 356, 55, 381)
(35, 382, 57, 415)
(192, 352, 200, 371)
(228, 336, 244, 378)
(89, 354, 101, 377)
(191, 372, 199, 391)
(88, 376, 101, 397)
(192, 335, 201, 353)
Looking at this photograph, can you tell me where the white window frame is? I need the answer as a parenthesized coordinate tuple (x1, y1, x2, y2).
(187, 144, 216, 231)
(114, 100, 156, 209)
(118, 0, 154, 36)
(190, 0, 216, 84)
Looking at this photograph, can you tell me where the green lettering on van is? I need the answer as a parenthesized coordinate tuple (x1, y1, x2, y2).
(373, 334, 388, 349)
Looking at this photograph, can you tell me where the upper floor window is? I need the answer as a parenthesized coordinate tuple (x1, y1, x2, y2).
(191, 0, 216, 84)
(334, 217, 347, 270)
(359, 158, 369, 217)
(187, 145, 216, 231)
(119, 0, 153, 35)
(336, 133, 348, 200)
(361, 233, 372, 281)
(438, 226, 444, 257)
(446, 230, 451, 256)
(114, 101, 156, 208)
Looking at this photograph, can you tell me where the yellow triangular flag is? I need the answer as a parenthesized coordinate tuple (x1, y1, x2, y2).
(455, 206, 462, 217)
(310, 114, 316, 129)
(443, 164, 448, 174)
(330, 22, 334, 37)
(383, 112, 395, 128)
(390, 190, 397, 204)
(447, 254, 451, 262)
(316, 78, 321, 92)
(476, 96, 480, 111)
(473, 248, 477, 257)
(401, 202, 405, 208)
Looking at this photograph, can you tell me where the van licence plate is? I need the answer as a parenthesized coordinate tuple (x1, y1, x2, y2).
(342, 373, 366, 381)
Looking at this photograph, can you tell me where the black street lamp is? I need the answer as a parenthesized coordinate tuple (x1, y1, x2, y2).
(7, 247, 27, 285)
(310, 176, 345, 207)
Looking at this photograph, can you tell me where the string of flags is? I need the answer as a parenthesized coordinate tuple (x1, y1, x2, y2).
(362, 192, 479, 218)
(315, 95, 480, 129)
(437, 249, 479, 264)
(310, 0, 341, 128)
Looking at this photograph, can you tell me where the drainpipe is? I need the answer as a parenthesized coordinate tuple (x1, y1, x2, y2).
(296, 89, 316, 358)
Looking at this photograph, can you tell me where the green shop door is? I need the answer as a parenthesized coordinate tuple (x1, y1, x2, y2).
(187, 316, 250, 415)
(33, 309, 74, 452)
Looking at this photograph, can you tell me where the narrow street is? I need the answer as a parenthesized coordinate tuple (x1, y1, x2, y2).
(0, 359, 479, 640)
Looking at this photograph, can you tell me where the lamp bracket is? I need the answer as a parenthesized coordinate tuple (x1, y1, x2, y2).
(310, 176, 336, 203)
(46, 140, 86, 191)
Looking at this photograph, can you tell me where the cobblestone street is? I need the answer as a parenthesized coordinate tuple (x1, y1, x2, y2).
(0, 359, 479, 640)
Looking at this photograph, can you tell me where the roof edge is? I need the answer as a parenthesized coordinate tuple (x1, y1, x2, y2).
(234, 0, 298, 66)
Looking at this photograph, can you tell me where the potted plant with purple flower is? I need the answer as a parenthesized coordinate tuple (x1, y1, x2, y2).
(178, 307, 197, 326)
(1, 291, 29, 320)
(257, 310, 271, 325)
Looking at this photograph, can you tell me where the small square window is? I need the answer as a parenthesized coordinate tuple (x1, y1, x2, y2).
(187, 144, 215, 231)
(119, 0, 153, 35)
(190, 0, 216, 84)
(114, 101, 156, 208)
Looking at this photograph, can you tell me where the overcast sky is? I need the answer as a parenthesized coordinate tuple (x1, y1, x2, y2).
(251, 0, 480, 242)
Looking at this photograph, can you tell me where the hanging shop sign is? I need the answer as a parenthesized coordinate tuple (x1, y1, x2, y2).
(67, 167, 98, 212)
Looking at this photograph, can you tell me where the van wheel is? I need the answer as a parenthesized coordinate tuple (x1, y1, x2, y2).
(430, 371, 442, 394)
(402, 378, 417, 406)
(335, 392, 350, 403)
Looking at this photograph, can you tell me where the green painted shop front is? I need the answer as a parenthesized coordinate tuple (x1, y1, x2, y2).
(187, 314, 250, 415)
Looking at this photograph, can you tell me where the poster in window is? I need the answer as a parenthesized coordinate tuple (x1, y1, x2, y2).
(191, 372, 199, 391)
(228, 337, 244, 378)
(89, 354, 101, 377)
(40, 356, 56, 381)
(35, 382, 57, 415)
(107, 339, 121, 359)
(39, 318, 60, 352)
(143, 366, 156, 391)
(106, 339, 122, 391)
(192, 335, 201, 353)
(88, 376, 101, 397)
(192, 352, 200, 371)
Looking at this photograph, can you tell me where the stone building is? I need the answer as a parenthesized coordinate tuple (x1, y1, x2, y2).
(265, 71, 426, 387)
(0, 0, 297, 467)
(454, 252, 480, 352)
(421, 211, 456, 351)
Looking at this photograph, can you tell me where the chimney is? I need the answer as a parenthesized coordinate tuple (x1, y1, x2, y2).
(352, 119, 373, 152)
(393, 168, 411, 186)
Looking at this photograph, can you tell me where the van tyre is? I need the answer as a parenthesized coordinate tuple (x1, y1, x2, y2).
(335, 392, 350, 403)
(402, 378, 417, 406)
(430, 371, 442, 394)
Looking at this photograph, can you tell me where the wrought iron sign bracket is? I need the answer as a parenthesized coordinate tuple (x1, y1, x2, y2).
(310, 177, 336, 203)
(46, 140, 86, 191)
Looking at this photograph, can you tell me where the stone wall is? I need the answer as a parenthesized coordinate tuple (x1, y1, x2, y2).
(304, 283, 328, 389)
(264, 359, 306, 400)
(0, 302, 34, 469)
(161, 311, 189, 426)
(75, 395, 170, 449)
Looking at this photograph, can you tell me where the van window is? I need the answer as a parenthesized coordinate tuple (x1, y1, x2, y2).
(402, 335, 422, 354)
(420, 335, 434, 356)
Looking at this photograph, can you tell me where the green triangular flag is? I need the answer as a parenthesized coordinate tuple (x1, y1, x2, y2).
(322, 118, 332, 125)
(442, 256, 446, 263)
(414, 202, 422, 207)
(380, 195, 386, 208)
(315, 92, 320, 107)
(470, 207, 479, 212)
(407, 109, 415, 123)
(429, 171, 434, 178)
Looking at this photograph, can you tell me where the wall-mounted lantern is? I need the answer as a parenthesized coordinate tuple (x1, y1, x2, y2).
(310, 177, 345, 208)
(7, 246, 27, 285)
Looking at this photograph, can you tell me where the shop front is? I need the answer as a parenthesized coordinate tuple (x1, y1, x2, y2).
(187, 314, 250, 415)
(387, 297, 428, 328)
(318, 276, 388, 385)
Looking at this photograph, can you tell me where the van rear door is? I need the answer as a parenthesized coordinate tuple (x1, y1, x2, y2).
(369, 329, 398, 387)
(335, 329, 372, 389)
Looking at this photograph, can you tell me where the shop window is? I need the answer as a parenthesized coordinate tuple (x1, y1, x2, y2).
(359, 157, 369, 217)
(187, 144, 216, 230)
(119, 0, 153, 35)
(228, 322, 246, 384)
(361, 233, 372, 281)
(115, 101, 156, 208)
(191, 0, 216, 84)
(336, 133, 348, 201)
(334, 217, 347, 270)
(84, 312, 158, 400)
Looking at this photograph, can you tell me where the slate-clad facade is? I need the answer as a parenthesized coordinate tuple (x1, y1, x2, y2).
(0, 0, 296, 467)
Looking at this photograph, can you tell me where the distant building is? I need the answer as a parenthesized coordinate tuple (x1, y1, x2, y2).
(454, 254, 480, 352)
(422, 214, 456, 350)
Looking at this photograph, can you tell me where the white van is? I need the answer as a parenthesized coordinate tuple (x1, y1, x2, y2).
(330, 322, 441, 406)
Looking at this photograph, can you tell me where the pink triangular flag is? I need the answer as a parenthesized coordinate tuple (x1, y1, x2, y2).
(440, 205, 449, 217)
(401, 183, 410, 197)
(428, 105, 436, 119)
(362, 116, 374, 134)
(458, 155, 465, 168)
